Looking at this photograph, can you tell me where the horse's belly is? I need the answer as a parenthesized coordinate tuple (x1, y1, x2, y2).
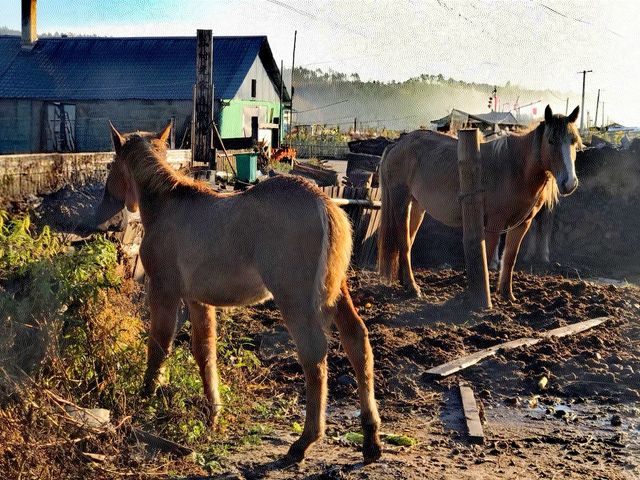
(182, 263, 272, 307)
(416, 191, 463, 228)
(412, 171, 463, 228)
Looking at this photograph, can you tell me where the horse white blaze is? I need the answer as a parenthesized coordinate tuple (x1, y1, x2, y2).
(562, 142, 578, 191)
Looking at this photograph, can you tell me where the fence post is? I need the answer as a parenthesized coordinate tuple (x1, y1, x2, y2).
(457, 128, 492, 309)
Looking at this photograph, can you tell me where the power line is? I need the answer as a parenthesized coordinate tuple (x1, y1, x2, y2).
(538, 2, 590, 25)
(264, 0, 369, 38)
(535, 1, 625, 38)
(294, 99, 349, 113)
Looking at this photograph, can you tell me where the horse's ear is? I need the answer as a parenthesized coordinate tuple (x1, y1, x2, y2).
(156, 120, 173, 145)
(544, 105, 553, 123)
(567, 106, 580, 123)
(109, 121, 125, 153)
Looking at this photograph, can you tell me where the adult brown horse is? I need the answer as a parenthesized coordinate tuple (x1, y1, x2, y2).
(378, 105, 582, 301)
(97, 123, 382, 463)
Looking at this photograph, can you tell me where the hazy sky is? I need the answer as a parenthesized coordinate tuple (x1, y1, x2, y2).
(2, 0, 638, 125)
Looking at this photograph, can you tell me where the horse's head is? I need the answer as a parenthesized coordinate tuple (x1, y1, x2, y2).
(92, 122, 172, 230)
(540, 104, 582, 196)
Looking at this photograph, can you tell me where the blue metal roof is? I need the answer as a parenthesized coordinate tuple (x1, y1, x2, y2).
(0, 35, 289, 101)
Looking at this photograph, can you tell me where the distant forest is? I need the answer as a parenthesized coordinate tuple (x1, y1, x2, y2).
(287, 67, 573, 131)
(0, 26, 96, 37)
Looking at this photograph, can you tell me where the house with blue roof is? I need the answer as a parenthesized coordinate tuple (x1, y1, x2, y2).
(0, 12, 290, 154)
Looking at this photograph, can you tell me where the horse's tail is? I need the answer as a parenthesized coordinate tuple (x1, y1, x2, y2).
(321, 196, 353, 308)
(377, 145, 402, 282)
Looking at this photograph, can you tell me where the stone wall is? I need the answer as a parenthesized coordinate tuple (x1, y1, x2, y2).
(0, 150, 192, 206)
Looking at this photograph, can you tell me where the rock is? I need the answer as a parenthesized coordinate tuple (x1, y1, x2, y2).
(611, 414, 622, 426)
(64, 405, 111, 429)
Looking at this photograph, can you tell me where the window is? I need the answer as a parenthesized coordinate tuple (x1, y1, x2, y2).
(251, 79, 257, 98)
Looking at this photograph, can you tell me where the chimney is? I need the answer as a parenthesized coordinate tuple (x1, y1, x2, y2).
(21, 0, 37, 49)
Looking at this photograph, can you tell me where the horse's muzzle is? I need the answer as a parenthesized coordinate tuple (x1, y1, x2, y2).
(559, 178, 579, 196)
(93, 189, 129, 231)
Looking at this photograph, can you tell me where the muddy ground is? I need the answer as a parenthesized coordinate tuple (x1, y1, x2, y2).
(211, 268, 640, 480)
(13, 183, 640, 478)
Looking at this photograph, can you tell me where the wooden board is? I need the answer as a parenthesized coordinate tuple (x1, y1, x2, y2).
(541, 316, 609, 339)
(425, 337, 540, 377)
(459, 382, 484, 444)
(425, 317, 610, 378)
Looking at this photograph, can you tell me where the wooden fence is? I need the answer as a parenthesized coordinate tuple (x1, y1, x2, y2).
(321, 186, 382, 267)
(290, 141, 350, 159)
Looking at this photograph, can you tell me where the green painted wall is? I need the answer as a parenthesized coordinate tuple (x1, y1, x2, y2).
(218, 98, 282, 139)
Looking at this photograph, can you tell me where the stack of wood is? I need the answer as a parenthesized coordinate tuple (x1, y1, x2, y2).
(289, 160, 339, 186)
(346, 152, 382, 187)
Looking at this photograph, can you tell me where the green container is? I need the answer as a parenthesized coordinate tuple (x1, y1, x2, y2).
(235, 153, 258, 183)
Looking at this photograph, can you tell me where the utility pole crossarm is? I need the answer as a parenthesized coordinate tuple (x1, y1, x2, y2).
(577, 70, 593, 131)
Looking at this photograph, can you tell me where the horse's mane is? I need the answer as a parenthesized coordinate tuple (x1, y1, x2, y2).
(482, 122, 559, 210)
(120, 135, 213, 197)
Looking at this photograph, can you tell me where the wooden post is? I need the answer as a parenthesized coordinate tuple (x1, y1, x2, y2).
(279, 59, 284, 147)
(193, 29, 214, 168)
(169, 116, 175, 149)
(457, 128, 492, 309)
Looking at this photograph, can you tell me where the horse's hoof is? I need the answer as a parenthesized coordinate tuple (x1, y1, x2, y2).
(363, 439, 382, 464)
(284, 445, 306, 464)
(140, 382, 156, 398)
(405, 285, 422, 299)
(499, 291, 516, 302)
(207, 407, 222, 430)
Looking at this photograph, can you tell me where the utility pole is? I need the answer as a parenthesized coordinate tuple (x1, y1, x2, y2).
(289, 30, 297, 138)
(577, 70, 592, 131)
(601, 102, 605, 129)
(594, 89, 600, 128)
(565, 98, 569, 115)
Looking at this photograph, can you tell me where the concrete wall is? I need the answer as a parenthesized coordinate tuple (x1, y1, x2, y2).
(0, 149, 191, 205)
(0, 99, 42, 153)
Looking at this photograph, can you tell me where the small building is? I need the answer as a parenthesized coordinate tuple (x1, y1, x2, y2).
(0, 6, 290, 154)
(432, 109, 523, 136)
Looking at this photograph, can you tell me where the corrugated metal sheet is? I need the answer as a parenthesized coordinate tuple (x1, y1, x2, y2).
(472, 112, 520, 126)
(432, 109, 521, 128)
(0, 35, 289, 102)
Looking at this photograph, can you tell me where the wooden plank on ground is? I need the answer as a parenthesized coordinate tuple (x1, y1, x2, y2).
(541, 316, 609, 339)
(459, 382, 484, 444)
(425, 337, 541, 378)
(425, 317, 610, 378)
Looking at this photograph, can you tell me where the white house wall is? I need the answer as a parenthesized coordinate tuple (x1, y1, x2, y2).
(234, 55, 281, 102)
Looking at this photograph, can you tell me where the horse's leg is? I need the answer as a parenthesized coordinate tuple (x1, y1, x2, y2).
(143, 281, 179, 395)
(398, 197, 421, 297)
(485, 230, 500, 272)
(497, 219, 533, 301)
(187, 300, 222, 426)
(408, 197, 425, 248)
(536, 207, 554, 263)
(333, 281, 382, 463)
(282, 307, 329, 462)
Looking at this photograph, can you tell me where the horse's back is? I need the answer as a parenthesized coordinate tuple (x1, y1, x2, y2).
(381, 130, 462, 226)
(143, 176, 346, 309)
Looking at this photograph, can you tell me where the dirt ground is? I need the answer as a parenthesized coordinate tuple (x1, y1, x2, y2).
(212, 268, 640, 480)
